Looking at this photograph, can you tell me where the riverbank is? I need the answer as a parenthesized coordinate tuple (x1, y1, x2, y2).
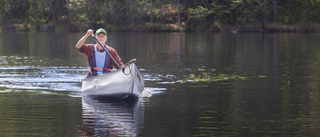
(1, 22, 320, 33)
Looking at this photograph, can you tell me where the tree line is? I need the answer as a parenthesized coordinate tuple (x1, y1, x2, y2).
(1, 0, 320, 32)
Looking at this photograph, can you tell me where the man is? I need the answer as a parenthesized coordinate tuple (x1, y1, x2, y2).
(76, 28, 125, 76)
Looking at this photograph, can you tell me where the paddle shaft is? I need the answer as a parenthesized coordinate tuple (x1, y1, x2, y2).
(92, 35, 121, 69)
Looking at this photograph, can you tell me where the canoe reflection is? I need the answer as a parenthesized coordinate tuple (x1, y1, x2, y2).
(81, 96, 144, 137)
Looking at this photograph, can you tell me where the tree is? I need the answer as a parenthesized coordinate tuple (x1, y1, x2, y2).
(177, 0, 181, 25)
(150, 0, 153, 23)
(1, 0, 320, 32)
(32, 0, 39, 31)
(186, 6, 213, 31)
(288, 0, 291, 23)
(273, 0, 278, 23)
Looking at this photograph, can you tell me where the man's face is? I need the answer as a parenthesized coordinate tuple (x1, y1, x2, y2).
(96, 33, 107, 43)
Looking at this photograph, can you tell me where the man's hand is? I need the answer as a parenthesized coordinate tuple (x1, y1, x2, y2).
(76, 29, 94, 49)
(86, 29, 94, 37)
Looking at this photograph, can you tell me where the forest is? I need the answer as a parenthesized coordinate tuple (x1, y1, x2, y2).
(1, 0, 320, 33)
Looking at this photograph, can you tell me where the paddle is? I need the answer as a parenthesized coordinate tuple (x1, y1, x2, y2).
(91, 34, 121, 69)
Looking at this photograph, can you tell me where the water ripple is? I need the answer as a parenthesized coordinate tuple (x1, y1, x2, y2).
(0, 56, 87, 93)
(0, 56, 166, 96)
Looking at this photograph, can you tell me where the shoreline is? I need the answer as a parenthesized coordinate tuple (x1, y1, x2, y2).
(2, 23, 320, 33)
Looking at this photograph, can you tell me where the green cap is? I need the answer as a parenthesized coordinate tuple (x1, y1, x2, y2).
(95, 28, 107, 36)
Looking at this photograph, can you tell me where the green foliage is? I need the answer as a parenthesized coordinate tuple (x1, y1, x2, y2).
(185, 6, 214, 31)
(300, 3, 320, 23)
(54, 24, 66, 32)
(0, 0, 320, 32)
(155, 4, 180, 24)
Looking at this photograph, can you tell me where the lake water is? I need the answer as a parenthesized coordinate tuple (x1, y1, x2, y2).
(0, 32, 320, 136)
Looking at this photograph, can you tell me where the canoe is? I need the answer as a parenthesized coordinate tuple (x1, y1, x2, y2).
(82, 61, 145, 99)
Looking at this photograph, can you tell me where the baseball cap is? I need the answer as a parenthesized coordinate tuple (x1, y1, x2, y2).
(95, 28, 107, 36)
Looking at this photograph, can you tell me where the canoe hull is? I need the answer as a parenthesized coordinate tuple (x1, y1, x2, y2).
(82, 62, 144, 99)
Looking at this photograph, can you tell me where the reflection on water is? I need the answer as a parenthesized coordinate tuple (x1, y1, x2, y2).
(81, 96, 145, 137)
(0, 92, 82, 136)
(1, 32, 320, 136)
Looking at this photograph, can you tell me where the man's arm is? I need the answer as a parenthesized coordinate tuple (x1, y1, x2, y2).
(76, 29, 93, 49)
(109, 47, 125, 69)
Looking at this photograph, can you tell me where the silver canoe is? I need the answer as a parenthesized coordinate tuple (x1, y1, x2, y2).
(82, 62, 145, 99)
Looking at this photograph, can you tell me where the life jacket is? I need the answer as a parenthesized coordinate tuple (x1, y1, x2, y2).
(89, 45, 111, 76)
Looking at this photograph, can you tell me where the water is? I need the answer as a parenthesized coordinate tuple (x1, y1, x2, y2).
(1, 32, 320, 136)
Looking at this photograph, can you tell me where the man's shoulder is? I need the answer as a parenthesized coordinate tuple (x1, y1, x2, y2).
(85, 44, 95, 47)
(82, 44, 95, 49)
(78, 44, 94, 53)
(107, 46, 116, 52)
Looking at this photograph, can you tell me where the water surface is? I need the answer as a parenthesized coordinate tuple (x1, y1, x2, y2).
(1, 32, 320, 136)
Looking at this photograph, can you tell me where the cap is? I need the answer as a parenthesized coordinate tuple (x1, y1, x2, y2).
(95, 28, 107, 36)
